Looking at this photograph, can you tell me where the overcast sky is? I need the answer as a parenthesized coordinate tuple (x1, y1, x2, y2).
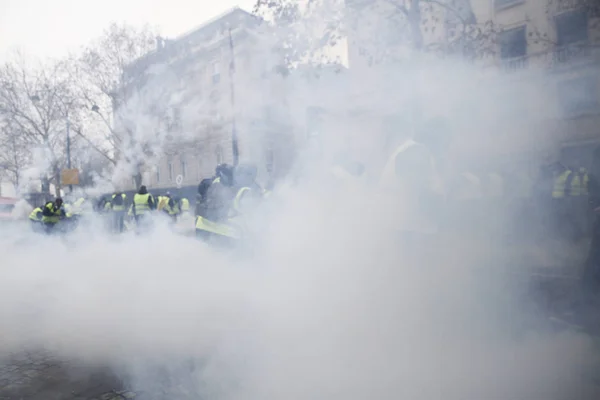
(0, 0, 256, 61)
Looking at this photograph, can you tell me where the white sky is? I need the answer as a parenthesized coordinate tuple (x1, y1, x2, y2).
(0, 0, 256, 61)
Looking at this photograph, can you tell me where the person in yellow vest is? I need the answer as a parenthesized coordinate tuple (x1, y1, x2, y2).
(132, 185, 155, 230)
(110, 192, 127, 233)
(180, 197, 190, 214)
(571, 167, 590, 197)
(156, 193, 169, 212)
(42, 198, 66, 234)
(162, 192, 181, 223)
(550, 162, 588, 199)
(195, 164, 239, 246)
(547, 161, 586, 241)
(29, 206, 44, 233)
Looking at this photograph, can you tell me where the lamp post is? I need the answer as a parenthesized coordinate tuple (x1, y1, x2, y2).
(228, 27, 239, 166)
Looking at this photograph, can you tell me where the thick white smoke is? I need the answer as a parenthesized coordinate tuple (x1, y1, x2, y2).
(2, 5, 600, 400)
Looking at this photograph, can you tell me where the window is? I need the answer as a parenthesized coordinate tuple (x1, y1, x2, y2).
(494, 0, 524, 10)
(211, 61, 221, 84)
(168, 161, 174, 181)
(181, 157, 187, 178)
(558, 76, 599, 117)
(556, 9, 589, 46)
(499, 26, 527, 59)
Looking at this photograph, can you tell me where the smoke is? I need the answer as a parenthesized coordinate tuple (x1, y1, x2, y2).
(1, 183, 597, 399)
(2, 5, 600, 400)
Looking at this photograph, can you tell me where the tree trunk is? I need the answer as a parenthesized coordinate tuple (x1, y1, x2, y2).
(54, 169, 62, 198)
(41, 176, 51, 195)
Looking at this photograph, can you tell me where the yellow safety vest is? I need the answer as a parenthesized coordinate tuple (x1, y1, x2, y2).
(195, 216, 240, 238)
(233, 187, 251, 213)
(42, 203, 62, 224)
(552, 169, 588, 198)
(181, 198, 190, 211)
(70, 198, 86, 215)
(111, 193, 127, 211)
(164, 200, 180, 216)
(133, 193, 152, 214)
(571, 169, 589, 196)
(29, 207, 43, 221)
(157, 196, 170, 211)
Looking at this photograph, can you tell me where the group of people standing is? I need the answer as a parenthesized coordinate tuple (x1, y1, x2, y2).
(99, 188, 190, 233)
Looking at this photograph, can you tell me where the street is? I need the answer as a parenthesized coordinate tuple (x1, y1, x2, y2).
(0, 350, 134, 400)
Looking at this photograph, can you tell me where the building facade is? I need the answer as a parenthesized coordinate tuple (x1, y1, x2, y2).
(344, 0, 600, 174)
(117, 7, 295, 192)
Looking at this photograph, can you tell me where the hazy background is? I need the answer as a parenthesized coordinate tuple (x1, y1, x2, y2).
(0, 0, 255, 60)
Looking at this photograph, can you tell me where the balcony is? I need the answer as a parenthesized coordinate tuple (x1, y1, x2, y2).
(548, 42, 599, 71)
(499, 55, 529, 73)
(488, 43, 600, 73)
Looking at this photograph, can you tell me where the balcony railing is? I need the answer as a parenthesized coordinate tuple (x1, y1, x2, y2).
(549, 42, 596, 69)
(500, 55, 529, 73)
(489, 43, 600, 73)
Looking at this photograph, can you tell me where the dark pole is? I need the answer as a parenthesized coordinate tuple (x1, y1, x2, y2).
(228, 27, 239, 166)
(66, 111, 72, 193)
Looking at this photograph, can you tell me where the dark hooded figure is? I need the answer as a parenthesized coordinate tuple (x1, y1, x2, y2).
(198, 164, 236, 222)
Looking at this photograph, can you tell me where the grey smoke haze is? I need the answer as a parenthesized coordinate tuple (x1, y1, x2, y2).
(1, 10, 600, 400)
(1, 175, 598, 399)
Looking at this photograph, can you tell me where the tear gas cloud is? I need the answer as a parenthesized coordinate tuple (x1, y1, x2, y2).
(1, 6, 599, 400)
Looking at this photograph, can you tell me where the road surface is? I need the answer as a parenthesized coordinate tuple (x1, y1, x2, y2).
(0, 350, 137, 400)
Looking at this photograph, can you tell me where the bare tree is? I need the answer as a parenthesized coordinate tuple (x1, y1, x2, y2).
(0, 120, 30, 189)
(0, 55, 78, 196)
(254, 0, 499, 65)
(74, 22, 161, 188)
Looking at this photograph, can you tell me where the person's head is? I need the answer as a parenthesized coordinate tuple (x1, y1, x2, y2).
(138, 185, 148, 194)
(216, 164, 234, 187)
(55, 197, 63, 207)
(198, 178, 212, 198)
(165, 191, 171, 198)
(235, 163, 258, 187)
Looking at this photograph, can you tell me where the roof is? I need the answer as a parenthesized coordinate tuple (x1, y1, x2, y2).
(127, 7, 260, 73)
(174, 7, 259, 42)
